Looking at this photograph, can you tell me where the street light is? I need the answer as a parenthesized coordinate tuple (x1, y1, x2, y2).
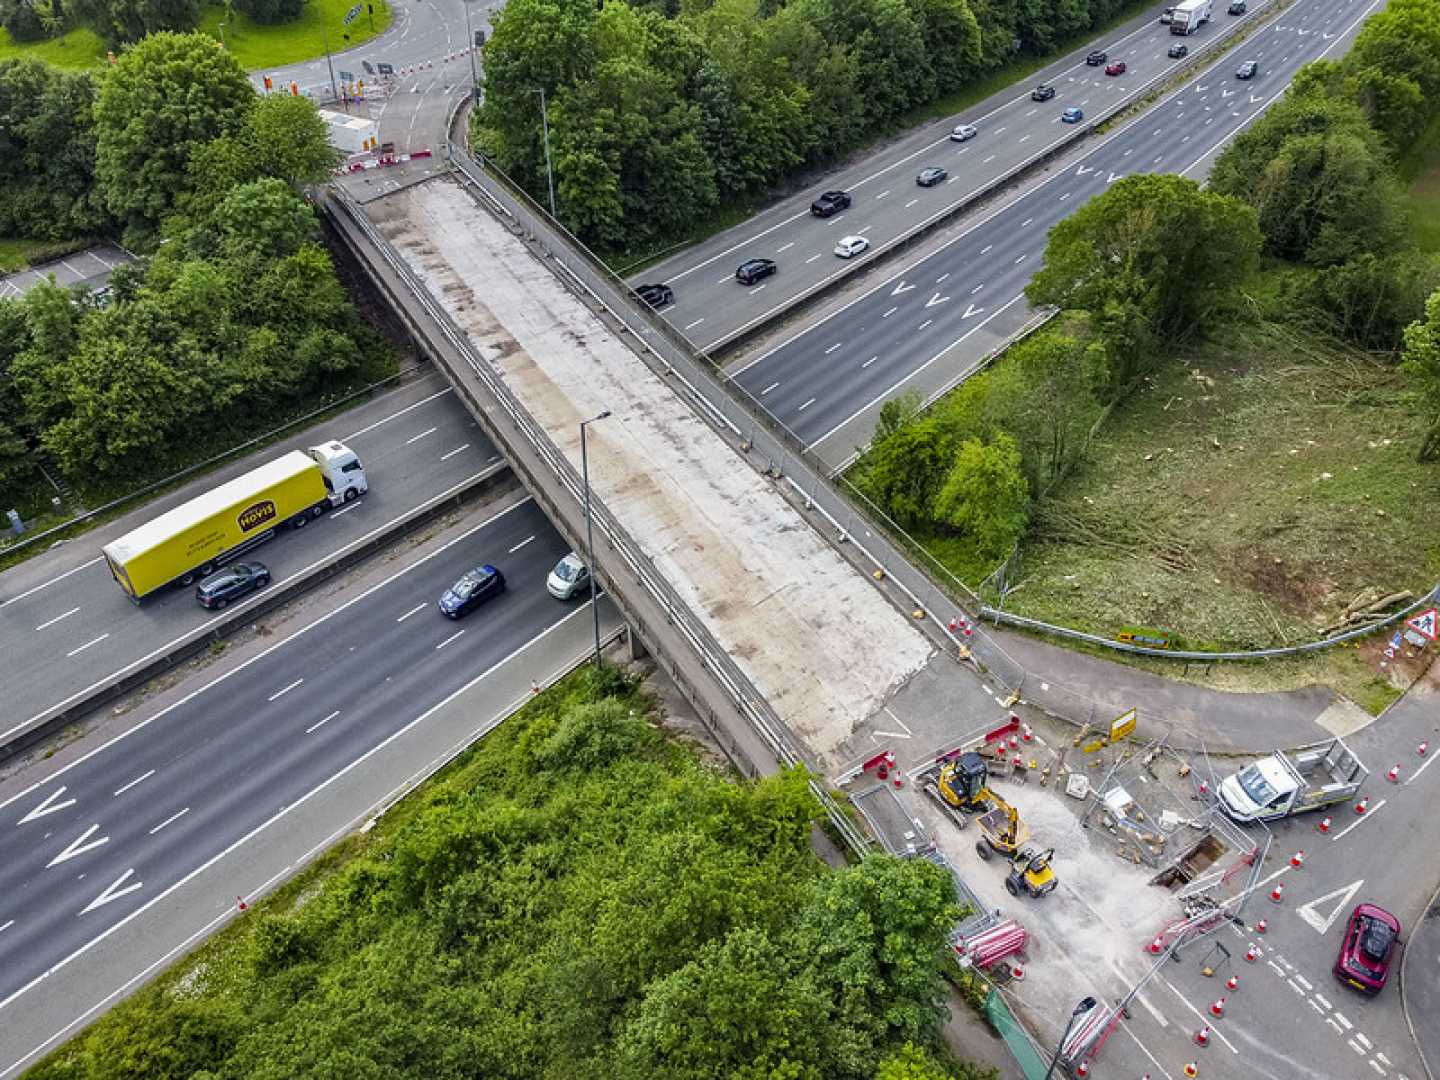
(579, 410, 611, 668)
(532, 87, 557, 218)
(1042, 996, 1098, 1080)
(462, 0, 480, 105)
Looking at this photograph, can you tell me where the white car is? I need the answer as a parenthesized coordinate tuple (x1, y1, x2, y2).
(834, 235, 870, 259)
(950, 124, 977, 142)
(546, 552, 590, 600)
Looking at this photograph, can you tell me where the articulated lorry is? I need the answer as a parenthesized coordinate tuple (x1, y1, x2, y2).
(102, 442, 367, 602)
(1170, 0, 1212, 32)
(1217, 738, 1367, 823)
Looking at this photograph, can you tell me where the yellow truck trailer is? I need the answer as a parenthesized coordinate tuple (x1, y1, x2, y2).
(103, 441, 368, 601)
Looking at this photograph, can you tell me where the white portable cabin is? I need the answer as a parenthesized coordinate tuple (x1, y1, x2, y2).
(318, 109, 379, 154)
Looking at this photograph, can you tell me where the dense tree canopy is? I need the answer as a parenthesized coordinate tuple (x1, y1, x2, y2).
(1403, 288, 1440, 462)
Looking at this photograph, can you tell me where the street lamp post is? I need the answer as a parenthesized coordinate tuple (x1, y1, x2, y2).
(462, 0, 480, 105)
(580, 411, 611, 668)
(320, 19, 340, 103)
(1042, 996, 1097, 1080)
(533, 87, 557, 218)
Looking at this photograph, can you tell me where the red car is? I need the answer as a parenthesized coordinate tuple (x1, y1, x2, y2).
(1335, 904, 1401, 995)
(1105, 61, 1127, 76)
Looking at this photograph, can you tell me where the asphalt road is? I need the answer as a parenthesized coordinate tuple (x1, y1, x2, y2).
(640, 0, 1270, 352)
(728, 0, 1379, 461)
(0, 495, 580, 1011)
(0, 376, 496, 740)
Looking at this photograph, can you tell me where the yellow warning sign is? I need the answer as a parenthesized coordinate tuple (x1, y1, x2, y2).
(1110, 708, 1137, 743)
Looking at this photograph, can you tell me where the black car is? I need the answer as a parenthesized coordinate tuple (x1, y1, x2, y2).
(736, 258, 777, 285)
(1031, 83, 1056, 102)
(636, 282, 674, 308)
(1168, 43, 1189, 58)
(1227, 0, 1246, 12)
(810, 190, 851, 217)
(195, 561, 269, 610)
(1085, 50, 1107, 65)
(916, 167, 948, 187)
(438, 564, 505, 618)
(1236, 60, 1258, 79)
(1159, 5, 1175, 21)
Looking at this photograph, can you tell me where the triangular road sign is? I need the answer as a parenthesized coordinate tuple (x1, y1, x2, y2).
(1297, 880, 1363, 934)
(1405, 607, 1437, 641)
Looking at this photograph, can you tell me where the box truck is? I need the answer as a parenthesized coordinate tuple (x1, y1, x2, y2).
(102, 442, 367, 602)
(1217, 738, 1367, 823)
(1170, 0, 1211, 32)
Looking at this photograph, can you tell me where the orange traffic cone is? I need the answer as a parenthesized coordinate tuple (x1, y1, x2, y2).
(236, 895, 248, 911)
(1210, 997, 1226, 1018)
(1226, 974, 1238, 991)
(1194, 1025, 1211, 1047)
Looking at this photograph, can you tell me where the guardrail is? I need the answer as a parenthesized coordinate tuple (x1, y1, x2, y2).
(324, 183, 874, 857)
(0, 464, 513, 762)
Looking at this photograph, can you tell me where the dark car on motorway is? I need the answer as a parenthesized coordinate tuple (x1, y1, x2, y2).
(916, 167, 948, 187)
(1061, 107, 1084, 124)
(1228, 0, 1246, 12)
(636, 283, 673, 308)
(1031, 83, 1056, 101)
(1335, 904, 1401, 995)
(735, 258, 777, 285)
(810, 190, 851, 217)
(1086, 50, 1107, 65)
(1105, 60, 1127, 76)
(438, 564, 505, 619)
(1236, 60, 1258, 79)
(1168, 42, 1189, 58)
(195, 561, 269, 610)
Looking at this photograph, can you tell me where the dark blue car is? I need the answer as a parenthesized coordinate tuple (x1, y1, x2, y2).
(438, 564, 506, 618)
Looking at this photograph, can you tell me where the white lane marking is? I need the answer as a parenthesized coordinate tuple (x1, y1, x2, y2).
(1014, 254, 1027, 264)
(0, 558, 105, 610)
(993, 126, 1006, 134)
(776, 242, 794, 254)
(507, 534, 535, 553)
(1376, 1052, 1392, 1066)
(824, 343, 842, 355)
(35, 607, 82, 631)
(805, 254, 821, 264)
(66, 634, 109, 658)
(1335, 1012, 1353, 1031)
(1350, 1039, 1367, 1056)
(882, 306, 898, 318)
(1406, 749, 1439, 785)
(761, 382, 780, 396)
(1328, 1017, 1346, 1035)
(112, 771, 154, 798)
(875, 189, 891, 199)
(1308, 998, 1326, 1015)
(1060, 192, 1071, 201)
(971, 284, 984, 294)
(19, 787, 76, 825)
(306, 711, 340, 734)
(1355, 1033, 1372, 1050)
(435, 629, 465, 650)
(330, 502, 360, 518)
(439, 443, 471, 461)
(1288, 978, 1307, 995)
(1293, 974, 1313, 991)
(1332, 802, 1385, 840)
(342, 384, 452, 441)
(797, 398, 816, 412)
(1367, 1060, 1385, 1076)
(1313, 993, 1332, 1010)
(1268, 959, 1286, 977)
(267, 678, 304, 702)
(905, 198, 919, 208)
(148, 808, 189, 835)
(0, 921, 12, 934)
(405, 426, 438, 444)
(858, 225, 874, 234)
(862, 356, 877, 368)
(982, 154, 996, 163)
(1021, 218, 1033, 227)
(396, 603, 426, 622)
(47, 824, 109, 867)
(980, 244, 992, 255)
(80, 868, 142, 914)
(684, 316, 706, 330)
(936, 273, 949, 284)
(715, 275, 732, 286)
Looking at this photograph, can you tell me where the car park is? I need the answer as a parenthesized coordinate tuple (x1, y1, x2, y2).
(834, 235, 869, 258)
(1334, 904, 1401, 995)
(1159, 5, 1175, 21)
(1105, 60, 1127, 76)
(1085, 50, 1107, 65)
(916, 167, 948, 187)
(1168, 42, 1189, 58)
(735, 258, 777, 285)
(195, 561, 269, 610)
(546, 552, 590, 600)
(1236, 60, 1258, 79)
(438, 564, 505, 618)
(950, 123, 978, 142)
(1061, 107, 1084, 123)
(1031, 84, 1056, 102)
(636, 283, 673, 308)
(1228, 0, 1246, 11)
(810, 190, 851, 217)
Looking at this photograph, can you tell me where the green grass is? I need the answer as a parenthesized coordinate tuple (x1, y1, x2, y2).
(0, 0, 391, 72)
(0, 236, 52, 273)
(1401, 113, 1440, 254)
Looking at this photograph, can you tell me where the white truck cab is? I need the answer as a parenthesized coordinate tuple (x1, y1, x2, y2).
(304, 441, 368, 505)
(1218, 758, 1294, 821)
(1218, 739, 1366, 823)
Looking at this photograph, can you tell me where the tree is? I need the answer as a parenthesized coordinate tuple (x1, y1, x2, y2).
(1025, 174, 1261, 399)
(185, 94, 337, 212)
(934, 433, 1029, 560)
(1294, 251, 1440, 349)
(876, 1043, 998, 1080)
(1402, 287, 1440, 462)
(70, 0, 201, 47)
(857, 415, 957, 528)
(231, 0, 302, 24)
(93, 32, 255, 245)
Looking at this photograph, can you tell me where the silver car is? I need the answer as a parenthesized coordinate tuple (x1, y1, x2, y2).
(950, 123, 977, 142)
(546, 552, 590, 600)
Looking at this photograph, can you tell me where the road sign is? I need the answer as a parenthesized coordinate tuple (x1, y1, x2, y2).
(343, 2, 362, 23)
(376, 61, 394, 75)
(1405, 607, 1438, 642)
(1109, 708, 1137, 743)
(338, 70, 354, 82)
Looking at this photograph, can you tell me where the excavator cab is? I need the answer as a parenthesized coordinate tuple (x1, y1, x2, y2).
(1006, 847, 1057, 899)
(938, 752, 991, 811)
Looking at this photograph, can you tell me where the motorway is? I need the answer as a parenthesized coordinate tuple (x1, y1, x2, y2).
(0, 376, 498, 738)
(0, 493, 616, 1075)
(724, 0, 1379, 465)
(642, 0, 1269, 352)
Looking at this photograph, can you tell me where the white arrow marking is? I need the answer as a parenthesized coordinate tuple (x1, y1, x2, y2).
(1297, 880, 1364, 934)
(891, 281, 917, 296)
(1197, 83, 1209, 92)
(1297, 27, 1308, 34)
(1322, 30, 1333, 37)
(1076, 164, 1095, 176)
(81, 868, 143, 914)
(962, 303, 985, 319)
(1223, 89, 1235, 98)
(19, 786, 75, 825)
(925, 292, 951, 308)
(1107, 172, 1122, 183)
(1250, 94, 1262, 103)
(47, 823, 109, 867)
